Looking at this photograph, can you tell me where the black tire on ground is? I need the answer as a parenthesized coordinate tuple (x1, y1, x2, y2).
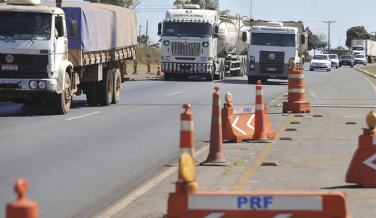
(310, 68, 314, 71)
(336, 65, 339, 69)
(97, 69, 113, 106)
(221, 61, 225, 80)
(339, 64, 341, 67)
(351, 64, 354, 68)
(164, 73, 172, 81)
(112, 69, 121, 104)
(52, 72, 71, 114)
(206, 73, 214, 81)
(85, 82, 99, 106)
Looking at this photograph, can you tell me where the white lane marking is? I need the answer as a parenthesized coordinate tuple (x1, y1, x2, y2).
(166, 91, 182, 96)
(65, 112, 100, 121)
(204, 213, 225, 218)
(93, 145, 209, 218)
(232, 115, 247, 135)
(246, 114, 255, 130)
(272, 214, 292, 218)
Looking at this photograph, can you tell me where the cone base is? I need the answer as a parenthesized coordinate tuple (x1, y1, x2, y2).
(282, 101, 311, 113)
(200, 161, 230, 166)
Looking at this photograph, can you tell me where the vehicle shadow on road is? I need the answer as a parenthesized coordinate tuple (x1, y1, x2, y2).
(321, 184, 363, 189)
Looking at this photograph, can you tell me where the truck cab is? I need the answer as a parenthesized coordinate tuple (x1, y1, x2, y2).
(0, 0, 72, 113)
(247, 20, 307, 84)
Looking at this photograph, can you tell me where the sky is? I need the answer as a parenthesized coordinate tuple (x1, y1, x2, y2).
(136, 0, 376, 49)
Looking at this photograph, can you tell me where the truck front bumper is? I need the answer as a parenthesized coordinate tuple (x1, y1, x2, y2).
(0, 78, 58, 91)
(162, 62, 212, 74)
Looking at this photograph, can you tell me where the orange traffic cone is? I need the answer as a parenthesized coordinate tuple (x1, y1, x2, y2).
(283, 60, 311, 113)
(157, 63, 162, 76)
(346, 111, 376, 187)
(177, 104, 197, 192)
(201, 87, 229, 166)
(251, 80, 271, 143)
(7, 179, 39, 218)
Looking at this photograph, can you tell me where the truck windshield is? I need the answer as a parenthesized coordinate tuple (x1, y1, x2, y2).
(251, 33, 295, 47)
(352, 47, 363, 51)
(0, 12, 52, 41)
(163, 22, 212, 37)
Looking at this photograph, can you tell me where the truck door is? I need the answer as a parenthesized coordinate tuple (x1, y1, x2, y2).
(54, 15, 68, 64)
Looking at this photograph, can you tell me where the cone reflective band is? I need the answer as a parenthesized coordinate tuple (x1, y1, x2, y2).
(147, 54, 151, 74)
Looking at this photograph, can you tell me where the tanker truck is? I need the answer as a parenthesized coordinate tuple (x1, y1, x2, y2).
(158, 4, 249, 81)
(246, 20, 307, 84)
(0, 0, 137, 114)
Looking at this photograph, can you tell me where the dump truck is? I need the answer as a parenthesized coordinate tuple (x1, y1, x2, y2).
(0, 0, 137, 114)
(246, 20, 307, 84)
(158, 4, 249, 81)
(351, 39, 376, 63)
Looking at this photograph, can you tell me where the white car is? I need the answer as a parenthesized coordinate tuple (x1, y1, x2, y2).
(329, 54, 339, 69)
(354, 54, 367, 65)
(310, 54, 331, 71)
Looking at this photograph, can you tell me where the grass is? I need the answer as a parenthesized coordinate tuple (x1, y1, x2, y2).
(222, 158, 247, 175)
(359, 66, 376, 75)
(125, 61, 160, 73)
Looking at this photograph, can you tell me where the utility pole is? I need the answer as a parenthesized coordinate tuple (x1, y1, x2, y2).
(146, 21, 149, 42)
(339, 37, 340, 47)
(323, 21, 335, 53)
(250, 0, 253, 19)
(138, 25, 142, 45)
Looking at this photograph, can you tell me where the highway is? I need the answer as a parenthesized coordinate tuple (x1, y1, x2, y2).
(0, 64, 375, 218)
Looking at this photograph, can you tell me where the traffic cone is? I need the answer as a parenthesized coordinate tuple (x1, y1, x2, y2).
(201, 87, 229, 166)
(156, 63, 162, 76)
(176, 104, 197, 193)
(346, 111, 376, 187)
(146, 54, 152, 74)
(251, 80, 271, 143)
(283, 60, 311, 113)
(132, 58, 138, 75)
(6, 178, 39, 218)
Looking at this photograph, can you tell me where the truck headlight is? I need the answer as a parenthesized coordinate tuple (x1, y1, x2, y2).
(38, 81, 47, 89)
(29, 81, 38, 89)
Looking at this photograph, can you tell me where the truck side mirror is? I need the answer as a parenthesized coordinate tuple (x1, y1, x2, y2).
(242, 32, 247, 42)
(158, 23, 162, 36)
(213, 25, 219, 38)
(300, 35, 306, 44)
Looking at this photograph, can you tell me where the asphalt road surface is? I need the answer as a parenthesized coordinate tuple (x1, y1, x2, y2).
(0, 64, 375, 218)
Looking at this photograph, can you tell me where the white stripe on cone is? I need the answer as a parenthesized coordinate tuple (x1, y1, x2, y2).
(288, 88, 305, 93)
(181, 121, 194, 131)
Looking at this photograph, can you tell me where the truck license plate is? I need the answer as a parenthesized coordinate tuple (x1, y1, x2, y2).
(1, 64, 18, 70)
(267, 67, 276, 71)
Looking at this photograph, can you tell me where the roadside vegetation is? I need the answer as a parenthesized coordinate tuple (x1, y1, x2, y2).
(359, 66, 376, 75)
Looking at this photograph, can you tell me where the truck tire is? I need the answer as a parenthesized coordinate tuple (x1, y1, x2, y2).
(206, 73, 214, 81)
(164, 73, 172, 81)
(97, 69, 113, 106)
(86, 82, 99, 106)
(112, 69, 121, 104)
(52, 72, 71, 114)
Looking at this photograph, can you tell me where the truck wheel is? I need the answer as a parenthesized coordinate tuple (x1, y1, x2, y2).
(52, 72, 71, 114)
(220, 61, 225, 80)
(164, 73, 172, 81)
(86, 82, 98, 106)
(112, 69, 121, 104)
(97, 69, 113, 106)
(206, 73, 214, 81)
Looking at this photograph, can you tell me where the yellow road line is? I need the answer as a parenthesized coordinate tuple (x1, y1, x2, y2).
(357, 194, 376, 199)
(293, 132, 355, 138)
(231, 114, 295, 191)
(289, 157, 352, 164)
(298, 126, 360, 130)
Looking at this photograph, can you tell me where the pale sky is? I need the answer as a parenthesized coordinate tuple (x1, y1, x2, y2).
(137, 0, 376, 49)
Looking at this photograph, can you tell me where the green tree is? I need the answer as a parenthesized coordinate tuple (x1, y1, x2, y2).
(84, 0, 142, 9)
(137, 34, 149, 45)
(345, 26, 372, 48)
(306, 27, 327, 51)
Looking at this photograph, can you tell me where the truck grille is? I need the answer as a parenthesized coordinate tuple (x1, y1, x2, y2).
(260, 51, 284, 74)
(0, 54, 49, 78)
(171, 41, 200, 56)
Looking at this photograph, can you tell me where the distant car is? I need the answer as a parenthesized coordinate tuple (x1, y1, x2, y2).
(310, 54, 331, 71)
(328, 54, 339, 69)
(354, 54, 367, 65)
(339, 55, 354, 68)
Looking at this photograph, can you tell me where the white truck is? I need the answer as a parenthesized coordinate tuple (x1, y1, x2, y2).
(0, 0, 137, 114)
(246, 20, 307, 84)
(351, 39, 376, 63)
(158, 4, 249, 81)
